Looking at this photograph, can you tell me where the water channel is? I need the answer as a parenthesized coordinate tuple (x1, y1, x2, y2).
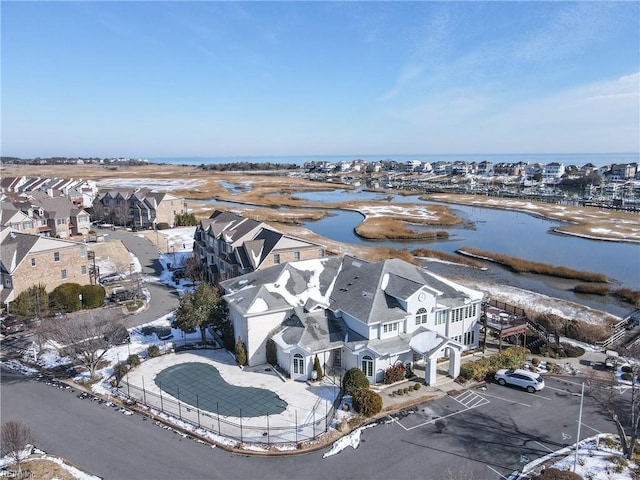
(200, 188, 639, 318)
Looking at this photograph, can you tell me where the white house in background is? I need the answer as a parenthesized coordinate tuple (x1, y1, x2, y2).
(543, 162, 565, 182)
(221, 255, 483, 386)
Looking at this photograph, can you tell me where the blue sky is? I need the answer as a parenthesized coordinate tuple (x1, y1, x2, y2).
(2, 1, 639, 158)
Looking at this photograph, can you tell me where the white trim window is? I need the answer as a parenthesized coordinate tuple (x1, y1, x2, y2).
(435, 310, 447, 325)
(54, 251, 60, 262)
(383, 322, 399, 334)
(415, 307, 428, 325)
(361, 355, 373, 377)
(293, 354, 304, 375)
(464, 330, 475, 345)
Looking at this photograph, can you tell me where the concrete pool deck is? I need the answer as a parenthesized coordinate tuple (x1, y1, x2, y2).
(124, 349, 340, 443)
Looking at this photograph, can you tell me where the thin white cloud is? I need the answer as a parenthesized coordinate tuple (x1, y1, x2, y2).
(513, 2, 621, 63)
(382, 72, 639, 153)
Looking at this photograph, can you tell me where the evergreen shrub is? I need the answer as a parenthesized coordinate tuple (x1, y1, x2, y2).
(147, 345, 160, 358)
(352, 389, 382, 417)
(342, 368, 369, 395)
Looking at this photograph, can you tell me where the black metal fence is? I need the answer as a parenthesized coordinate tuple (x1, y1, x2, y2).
(118, 368, 340, 446)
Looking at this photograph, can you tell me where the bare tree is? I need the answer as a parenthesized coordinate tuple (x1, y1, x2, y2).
(1, 420, 34, 475)
(589, 357, 640, 459)
(44, 309, 127, 378)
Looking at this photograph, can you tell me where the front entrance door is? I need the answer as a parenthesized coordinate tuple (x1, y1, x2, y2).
(333, 349, 341, 367)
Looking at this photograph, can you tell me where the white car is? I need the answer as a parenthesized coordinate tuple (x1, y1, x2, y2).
(495, 368, 545, 393)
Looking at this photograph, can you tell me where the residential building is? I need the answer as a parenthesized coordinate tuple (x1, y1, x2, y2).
(404, 160, 422, 173)
(92, 188, 185, 229)
(543, 162, 565, 182)
(0, 228, 91, 311)
(194, 210, 327, 283)
(221, 255, 483, 386)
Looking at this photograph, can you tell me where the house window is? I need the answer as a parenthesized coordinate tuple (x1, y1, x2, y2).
(361, 355, 373, 377)
(415, 307, 428, 325)
(61, 269, 67, 280)
(383, 322, 398, 334)
(80, 246, 86, 257)
(318, 249, 325, 257)
(435, 310, 447, 325)
(81, 265, 87, 275)
(4, 278, 12, 288)
(293, 354, 304, 375)
(464, 330, 475, 345)
(294, 251, 300, 261)
(31, 258, 36, 267)
(54, 251, 60, 262)
(274, 254, 280, 264)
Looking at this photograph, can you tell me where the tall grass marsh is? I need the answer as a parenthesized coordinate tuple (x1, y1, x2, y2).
(457, 247, 609, 283)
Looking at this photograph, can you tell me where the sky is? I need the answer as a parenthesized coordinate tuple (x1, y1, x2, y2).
(1, 1, 639, 158)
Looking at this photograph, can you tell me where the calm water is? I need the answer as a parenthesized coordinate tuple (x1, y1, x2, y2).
(202, 188, 639, 317)
(152, 152, 639, 169)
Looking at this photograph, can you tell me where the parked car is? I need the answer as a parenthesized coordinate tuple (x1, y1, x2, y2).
(495, 368, 545, 393)
(604, 350, 620, 370)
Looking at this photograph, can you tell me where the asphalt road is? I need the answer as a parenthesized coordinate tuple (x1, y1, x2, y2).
(0, 229, 623, 479)
(1, 365, 621, 480)
(101, 229, 180, 328)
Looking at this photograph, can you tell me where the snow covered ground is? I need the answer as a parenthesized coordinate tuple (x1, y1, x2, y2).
(0, 225, 634, 478)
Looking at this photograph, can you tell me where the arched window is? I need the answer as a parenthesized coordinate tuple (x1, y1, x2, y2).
(361, 355, 373, 377)
(293, 354, 304, 375)
(415, 307, 428, 325)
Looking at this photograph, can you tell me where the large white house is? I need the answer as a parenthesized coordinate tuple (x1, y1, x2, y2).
(221, 255, 483, 386)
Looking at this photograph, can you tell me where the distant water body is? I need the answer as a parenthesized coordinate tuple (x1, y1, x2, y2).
(150, 153, 638, 169)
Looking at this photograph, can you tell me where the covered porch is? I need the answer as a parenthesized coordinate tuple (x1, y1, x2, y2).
(410, 331, 465, 386)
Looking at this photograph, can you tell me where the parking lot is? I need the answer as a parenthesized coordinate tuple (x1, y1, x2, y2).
(332, 376, 618, 479)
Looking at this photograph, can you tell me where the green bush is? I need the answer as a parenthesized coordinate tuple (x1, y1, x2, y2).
(402, 387, 409, 394)
(397, 388, 404, 395)
(413, 383, 421, 391)
(531, 357, 540, 366)
(147, 345, 160, 358)
(80, 284, 106, 309)
(113, 362, 128, 385)
(460, 346, 530, 381)
(11, 284, 49, 318)
(51, 283, 83, 312)
(405, 362, 414, 379)
(342, 368, 370, 396)
(128, 354, 140, 367)
(156, 222, 170, 230)
(352, 388, 382, 417)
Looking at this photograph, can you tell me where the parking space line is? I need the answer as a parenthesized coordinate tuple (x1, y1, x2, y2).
(486, 465, 508, 479)
(453, 391, 490, 408)
(544, 385, 581, 396)
(534, 440, 555, 452)
(474, 391, 532, 407)
(526, 392, 553, 401)
(579, 421, 602, 434)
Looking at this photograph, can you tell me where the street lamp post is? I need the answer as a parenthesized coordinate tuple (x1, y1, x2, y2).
(78, 293, 83, 310)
